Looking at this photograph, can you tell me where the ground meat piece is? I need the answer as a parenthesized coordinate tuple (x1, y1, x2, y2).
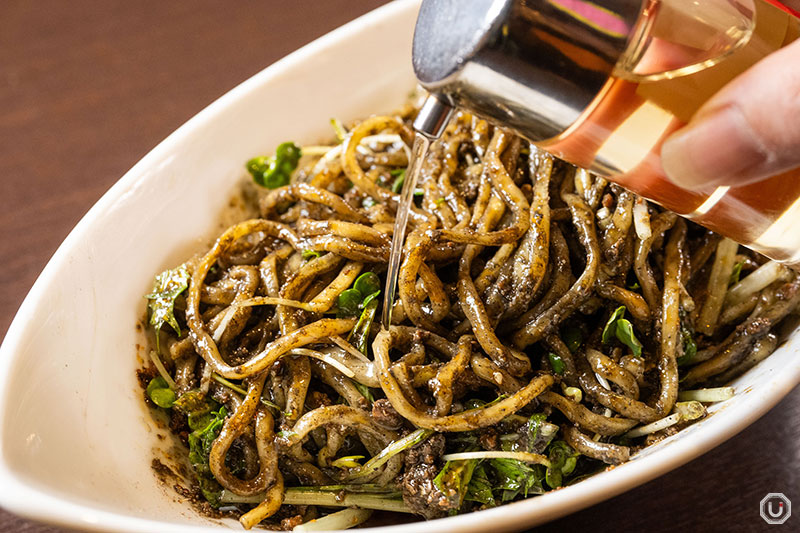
(169, 409, 189, 436)
(401, 433, 458, 519)
(136, 367, 157, 390)
(402, 463, 457, 519)
(405, 433, 445, 466)
(455, 163, 481, 203)
(372, 399, 405, 430)
(520, 182, 533, 203)
(280, 515, 304, 530)
(449, 370, 485, 401)
(478, 428, 499, 450)
(306, 390, 332, 410)
(227, 345, 251, 366)
(343, 185, 367, 209)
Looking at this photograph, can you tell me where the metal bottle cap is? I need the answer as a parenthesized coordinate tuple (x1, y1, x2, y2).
(412, 0, 642, 141)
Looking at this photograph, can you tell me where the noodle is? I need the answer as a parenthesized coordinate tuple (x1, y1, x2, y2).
(140, 102, 800, 529)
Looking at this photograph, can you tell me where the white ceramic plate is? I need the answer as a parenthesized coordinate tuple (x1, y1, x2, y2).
(1, 1, 799, 532)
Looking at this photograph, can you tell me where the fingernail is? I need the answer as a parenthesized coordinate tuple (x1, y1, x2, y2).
(661, 105, 769, 191)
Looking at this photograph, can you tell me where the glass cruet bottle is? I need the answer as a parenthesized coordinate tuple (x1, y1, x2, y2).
(411, 0, 800, 265)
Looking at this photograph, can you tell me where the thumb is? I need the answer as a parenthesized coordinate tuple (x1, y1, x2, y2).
(660, 38, 800, 191)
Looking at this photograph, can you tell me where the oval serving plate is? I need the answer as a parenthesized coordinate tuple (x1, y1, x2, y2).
(1, 1, 799, 532)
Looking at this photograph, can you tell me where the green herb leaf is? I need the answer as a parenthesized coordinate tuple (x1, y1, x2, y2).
(246, 141, 302, 188)
(615, 318, 643, 357)
(353, 381, 376, 405)
(146, 376, 176, 408)
(277, 429, 299, 441)
(602, 306, 642, 357)
(525, 413, 558, 454)
(627, 281, 641, 290)
(677, 325, 698, 366)
(434, 459, 479, 509)
(435, 197, 446, 206)
(145, 264, 190, 353)
(337, 288, 362, 317)
(730, 260, 744, 285)
(490, 458, 544, 501)
(601, 306, 626, 344)
(562, 326, 583, 353)
(354, 272, 381, 299)
(547, 352, 565, 375)
(545, 440, 578, 489)
(150, 387, 176, 409)
(464, 463, 496, 507)
(187, 411, 214, 432)
(349, 298, 379, 355)
(390, 169, 407, 193)
(173, 390, 219, 418)
(361, 290, 380, 308)
(302, 249, 322, 260)
(187, 406, 228, 507)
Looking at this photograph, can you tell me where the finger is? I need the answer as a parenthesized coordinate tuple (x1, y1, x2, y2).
(660, 38, 800, 190)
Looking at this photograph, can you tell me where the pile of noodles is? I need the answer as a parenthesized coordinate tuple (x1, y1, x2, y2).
(145, 101, 800, 530)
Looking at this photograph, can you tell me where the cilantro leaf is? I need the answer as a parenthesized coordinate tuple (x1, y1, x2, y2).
(145, 264, 190, 353)
(186, 406, 227, 507)
(490, 458, 545, 501)
(465, 463, 495, 506)
(525, 414, 557, 454)
(173, 389, 219, 421)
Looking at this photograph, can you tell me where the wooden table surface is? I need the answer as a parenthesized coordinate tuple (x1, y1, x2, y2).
(1, 1, 797, 531)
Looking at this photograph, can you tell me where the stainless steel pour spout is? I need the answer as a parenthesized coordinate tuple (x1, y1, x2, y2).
(411, 0, 641, 141)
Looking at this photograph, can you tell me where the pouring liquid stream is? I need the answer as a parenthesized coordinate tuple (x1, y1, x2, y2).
(381, 133, 431, 328)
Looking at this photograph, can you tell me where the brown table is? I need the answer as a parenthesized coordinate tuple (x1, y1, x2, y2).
(1, 1, 797, 531)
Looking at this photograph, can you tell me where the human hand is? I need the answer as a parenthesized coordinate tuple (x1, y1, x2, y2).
(660, 37, 800, 191)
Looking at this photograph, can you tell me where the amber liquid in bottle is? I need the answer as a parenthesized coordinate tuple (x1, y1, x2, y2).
(539, 0, 800, 264)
